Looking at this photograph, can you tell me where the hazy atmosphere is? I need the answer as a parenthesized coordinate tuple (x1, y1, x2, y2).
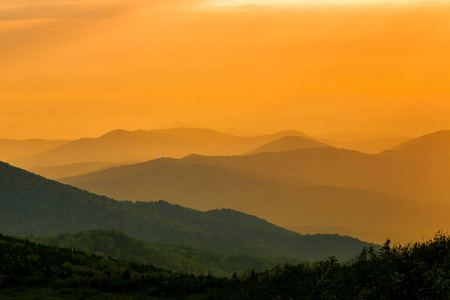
(1, 0, 450, 139)
(1, 0, 450, 298)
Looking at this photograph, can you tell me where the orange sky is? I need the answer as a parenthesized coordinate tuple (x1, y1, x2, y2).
(0, 0, 449, 139)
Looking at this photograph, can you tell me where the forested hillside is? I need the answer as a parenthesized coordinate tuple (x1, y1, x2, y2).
(1, 232, 449, 299)
(0, 234, 225, 299)
(0, 161, 371, 261)
(33, 230, 299, 277)
(209, 232, 450, 299)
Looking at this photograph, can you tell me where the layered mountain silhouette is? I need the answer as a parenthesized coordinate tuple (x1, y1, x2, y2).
(170, 140, 450, 205)
(61, 147, 450, 243)
(0, 161, 371, 261)
(244, 136, 330, 155)
(0, 139, 68, 162)
(12, 128, 310, 169)
(4, 130, 450, 245)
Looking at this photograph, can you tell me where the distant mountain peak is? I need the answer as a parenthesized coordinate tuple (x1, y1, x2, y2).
(99, 129, 130, 138)
(245, 135, 330, 155)
(13, 127, 319, 169)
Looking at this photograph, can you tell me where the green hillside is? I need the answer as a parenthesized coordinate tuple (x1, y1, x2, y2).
(0, 161, 371, 262)
(0, 233, 225, 299)
(33, 230, 299, 277)
(1, 232, 449, 299)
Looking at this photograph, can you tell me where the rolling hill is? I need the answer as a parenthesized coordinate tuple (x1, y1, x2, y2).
(244, 135, 330, 155)
(174, 142, 450, 205)
(2, 232, 447, 299)
(11, 128, 310, 169)
(0, 161, 371, 262)
(34, 229, 300, 277)
(71, 147, 419, 202)
(61, 152, 450, 243)
(0, 233, 227, 298)
(380, 130, 450, 161)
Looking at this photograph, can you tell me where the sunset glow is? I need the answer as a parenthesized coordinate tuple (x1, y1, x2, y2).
(0, 0, 449, 139)
(204, 0, 429, 6)
(2, 1, 450, 291)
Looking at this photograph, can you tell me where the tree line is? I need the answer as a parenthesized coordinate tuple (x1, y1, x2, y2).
(1, 231, 449, 299)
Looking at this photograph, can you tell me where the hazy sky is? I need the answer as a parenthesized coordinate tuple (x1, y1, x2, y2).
(205, 0, 431, 6)
(0, 0, 449, 139)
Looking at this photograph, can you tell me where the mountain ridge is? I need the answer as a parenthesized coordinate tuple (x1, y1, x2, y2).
(379, 130, 450, 161)
(0, 161, 372, 261)
(244, 135, 330, 155)
(60, 148, 450, 243)
(11, 127, 311, 168)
